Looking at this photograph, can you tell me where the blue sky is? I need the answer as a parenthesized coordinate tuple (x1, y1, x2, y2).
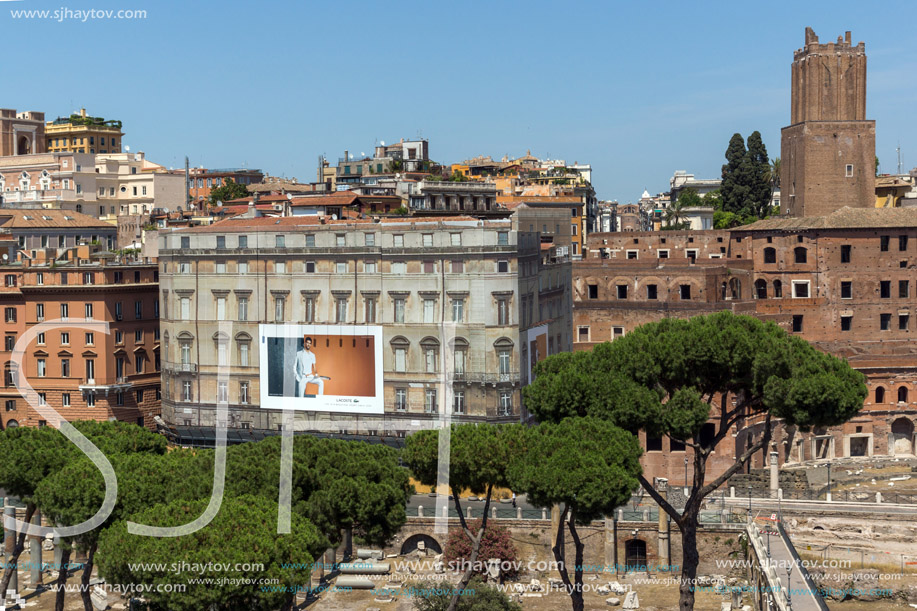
(4, 0, 916, 203)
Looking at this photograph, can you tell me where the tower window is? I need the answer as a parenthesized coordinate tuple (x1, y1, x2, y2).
(845, 164, 854, 178)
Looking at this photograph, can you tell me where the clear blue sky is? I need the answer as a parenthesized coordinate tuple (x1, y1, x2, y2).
(4, 0, 916, 203)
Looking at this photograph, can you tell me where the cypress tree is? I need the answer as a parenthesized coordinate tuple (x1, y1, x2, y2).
(720, 133, 749, 215)
(745, 131, 772, 218)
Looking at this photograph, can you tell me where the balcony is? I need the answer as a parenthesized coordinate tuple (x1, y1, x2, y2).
(78, 377, 132, 395)
(163, 361, 198, 374)
(454, 372, 520, 386)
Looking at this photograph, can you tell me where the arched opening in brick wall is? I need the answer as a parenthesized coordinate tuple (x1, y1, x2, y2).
(875, 386, 886, 403)
(754, 279, 767, 299)
(17, 136, 30, 156)
(891, 417, 915, 456)
(400, 533, 442, 556)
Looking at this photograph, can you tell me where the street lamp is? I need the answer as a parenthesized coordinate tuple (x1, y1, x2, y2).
(785, 566, 793, 608)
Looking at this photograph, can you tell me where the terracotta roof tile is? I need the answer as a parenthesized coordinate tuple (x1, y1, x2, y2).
(739, 206, 917, 231)
(0, 209, 113, 229)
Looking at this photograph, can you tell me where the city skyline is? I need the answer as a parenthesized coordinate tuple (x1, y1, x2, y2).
(3, 0, 916, 203)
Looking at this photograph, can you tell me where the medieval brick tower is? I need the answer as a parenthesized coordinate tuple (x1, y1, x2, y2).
(780, 28, 876, 217)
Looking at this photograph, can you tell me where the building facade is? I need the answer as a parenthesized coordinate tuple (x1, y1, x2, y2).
(157, 216, 570, 443)
(45, 109, 123, 155)
(0, 247, 160, 430)
(574, 207, 917, 482)
(0, 109, 46, 157)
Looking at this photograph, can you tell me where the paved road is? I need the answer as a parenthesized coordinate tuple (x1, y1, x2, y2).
(723, 497, 917, 516)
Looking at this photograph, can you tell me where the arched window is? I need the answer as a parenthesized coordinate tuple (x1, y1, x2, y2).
(763, 247, 776, 264)
(235, 332, 252, 367)
(898, 386, 908, 403)
(773, 280, 783, 298)
(754, 279, 767, 299)
(875, 386, 886, 403)
(794, 247, 807, 264)
(6, 419, 18, 428)
(420, 337, 440, 374)
(390, 336, 410, 373)
(728, 278, 741, 300)
(494, 337, 514, 380)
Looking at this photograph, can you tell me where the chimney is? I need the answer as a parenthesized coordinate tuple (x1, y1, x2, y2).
(344, 150, 349, 162)
(80, 108, 87, 118)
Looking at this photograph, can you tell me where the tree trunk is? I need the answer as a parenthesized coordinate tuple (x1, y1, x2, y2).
(54, 546, 71, 611)
(446, 483, 493, 611)
(567, 512, 585, 611)
(550, 505, 578, 610)
(678, 506, 700, 611)
(79, 541, 97, 611)
(0, 503, 36, 597)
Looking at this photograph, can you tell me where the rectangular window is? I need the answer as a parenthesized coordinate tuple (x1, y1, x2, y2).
(657, 249, 669, 259)
(305, 262, 316, 273)
(216, 262, 226, 274)
(38, 393, 46, 406)
(881, 281, 891, 299)
(450, 233, 462, 246)
(900, 280, 910, 299)
(216, 297, 226, 320)
(497, 261, 509, 273)
(680, 285, 691, 300)
(497, 231, 509, 246)
(900, 314, 910, 331)
(84, 303, 93, 319)
(238, 297, 248, 321)
(276, 261, 286, 274)
(424, 389, 437, 413)
(135, 301, 142, 319)
(4, 308, 15, 324)
(180, 298, 190, 320)
(881, 236, 890, 252)
(841, 316, 852, 331)
(36, 303, 44, 321)
(452, 260, 463, 273)
(792, 315, 803, 333)
(841, 245, 851, 263)
(792, 281, 810, 298)
(393, 262, 406, 275)
(394, 234, 404, 248)
(62, 393, 70, 407)
(336, 234, 346, 247)
(499, 391, 513, 416)
(364, 233, 375, 246)
(335, 298, 348, 323)
(423, 299, 434, 324)
(881, 313, 892, 330)
(217, 382, 228, 403)
(364, 298, 377, 323)
(364, 261, 377, 274)
(845, 164, 854, 177)
(216, 236, 226, 249)
(587, 284, 598, 299)
(423, 261, 435, 274)
(182, 381, 192, 402)
(304, 297, 315, 323)
(425, 347, 438, 373)
(841, 281, 852, 299)
(305, 234, 315, 247)
(497, 298, 509, 325)
(422, 234, 433, 247)
(60, 332, 69, 345)
(37, 332, 45, 345)
(394, 348, 406, 373)
(135, 354, 144, 374)
(85, 332, 94, 345)
(240, 381, 250, 404)
(616, 285, 628, 299)
(61, 359, 70, 378)
(37, 359, 46, 377)
(238, 262, 248, 274)
(116, 302, 123, 321)
(275, 235, 285, 248)
(613, 326, 625, 340)
(336, 262, 347, 274)
(395, 388, 407, 412)
(647, 284, 658, 300)
(240, 343, 250, 367)
(451, 299, 464, 322)
(453, 391, 465, 415)
(238, 235, 248, 249)
(274, 297, 285, 321)
(394, 298, 405, 323)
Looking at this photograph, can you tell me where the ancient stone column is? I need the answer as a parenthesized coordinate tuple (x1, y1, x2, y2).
(4, 506, 18, 597)
(28, 510, 41, 587)
(656, 478, 670, 568)
(769, 451, 779, 496)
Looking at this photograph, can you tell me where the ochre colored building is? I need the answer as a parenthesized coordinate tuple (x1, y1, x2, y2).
(45, 109, 124, 154)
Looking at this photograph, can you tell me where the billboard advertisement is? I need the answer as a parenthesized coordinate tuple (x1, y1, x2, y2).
(258, 324, 384, 414)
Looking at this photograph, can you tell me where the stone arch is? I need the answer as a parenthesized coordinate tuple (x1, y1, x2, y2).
(624, 538, 647, 571)
(754, 278, 767, 299)
(17, 135, 30, 156)
(898, 386, 909, 404)
(400, 533, 442, 556)
(773, 279, 783, 298)
(875, 386, 886, 404)
(636, 276, 666, 299)
(891, 417, 915, 456)
(728, 277, 742, 300)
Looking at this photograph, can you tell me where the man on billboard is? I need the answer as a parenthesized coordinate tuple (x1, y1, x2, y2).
(294, 336, 325, 397)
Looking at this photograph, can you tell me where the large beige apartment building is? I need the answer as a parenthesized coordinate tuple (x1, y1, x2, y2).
(157, 215, 571, 444)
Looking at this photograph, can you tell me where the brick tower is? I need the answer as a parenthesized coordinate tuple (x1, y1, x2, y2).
(780, 28, 876, 217)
